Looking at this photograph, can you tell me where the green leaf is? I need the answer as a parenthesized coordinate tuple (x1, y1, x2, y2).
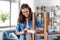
(0, 10, 11, 22)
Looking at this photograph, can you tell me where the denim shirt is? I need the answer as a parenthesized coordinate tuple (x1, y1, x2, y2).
(16, 16, 43, 40)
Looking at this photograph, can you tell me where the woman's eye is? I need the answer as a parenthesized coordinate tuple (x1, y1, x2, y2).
(22, 12, 25, 13)
(26, 11, 28, 12)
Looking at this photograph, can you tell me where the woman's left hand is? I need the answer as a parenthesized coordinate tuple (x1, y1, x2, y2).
(35, 28, 43, 33)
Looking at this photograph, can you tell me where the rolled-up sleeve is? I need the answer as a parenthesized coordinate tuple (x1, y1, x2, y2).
(16, 22, 21, 32)
(35, 16, 43, 28)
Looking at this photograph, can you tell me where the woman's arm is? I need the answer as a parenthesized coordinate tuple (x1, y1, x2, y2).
(35, 28, 43, 33)
(16, 22, 25, 35)
(35, 16, 44, 33)
(16, 31, 24, 35)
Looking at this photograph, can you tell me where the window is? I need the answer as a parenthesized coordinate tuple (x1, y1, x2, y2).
(0, 0, 20, 27)
(11, 2, 19, 26)
(0, 1, 10, 27)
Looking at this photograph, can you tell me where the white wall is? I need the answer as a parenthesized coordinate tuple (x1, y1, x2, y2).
(34, 0, 52, 6)
(34, 0, 60, 6)
(20, 0, 60, 12)
(34, 0, 60, 15)
(51, 0, 60, 6)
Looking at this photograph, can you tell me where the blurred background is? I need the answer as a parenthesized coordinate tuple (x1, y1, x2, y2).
(0, 0, 60, 40)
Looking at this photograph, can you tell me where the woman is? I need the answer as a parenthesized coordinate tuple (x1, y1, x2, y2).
(16, 4, 43, 40)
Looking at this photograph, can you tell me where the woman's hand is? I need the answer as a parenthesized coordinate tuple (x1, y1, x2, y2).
(23, 27, 30, 33)
(16, 28, 30, 35)
(23, 27, 43, 34)
(16, 31, 25, 35)
(35, 28, 43, 33)
(21, 30, 25, 34)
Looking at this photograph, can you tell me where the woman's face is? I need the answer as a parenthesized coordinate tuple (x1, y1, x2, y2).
(21, 8, 29, 18)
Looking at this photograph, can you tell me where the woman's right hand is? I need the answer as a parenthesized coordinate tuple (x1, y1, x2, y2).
(22, 28, 28, 34)
(23, 27, 30, 33)
(16, 31, 25, 35)
(21, 31, 25, 34)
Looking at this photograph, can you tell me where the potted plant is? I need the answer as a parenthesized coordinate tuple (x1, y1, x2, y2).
(0, 10, 11, 26)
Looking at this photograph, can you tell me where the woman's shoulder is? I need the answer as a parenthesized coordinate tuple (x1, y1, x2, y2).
(35, 16, 39, 20)
(17, 21, 22, 24)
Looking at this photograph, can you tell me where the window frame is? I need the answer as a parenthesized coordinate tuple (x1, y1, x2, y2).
(0, 0, 20, 28)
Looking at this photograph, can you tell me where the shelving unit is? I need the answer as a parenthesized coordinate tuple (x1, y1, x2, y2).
(35, 6, 60, 40)
(27, 6, 60, 40)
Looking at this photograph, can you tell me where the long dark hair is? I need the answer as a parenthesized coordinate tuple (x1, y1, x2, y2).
(18, 4, 32, 23)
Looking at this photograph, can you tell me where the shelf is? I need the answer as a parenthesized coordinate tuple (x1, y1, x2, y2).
(48, 32, 60, 35)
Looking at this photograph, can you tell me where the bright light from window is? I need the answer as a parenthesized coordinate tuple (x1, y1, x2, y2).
(11, 2, 19, 26)
(0, 1, 10, 27)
